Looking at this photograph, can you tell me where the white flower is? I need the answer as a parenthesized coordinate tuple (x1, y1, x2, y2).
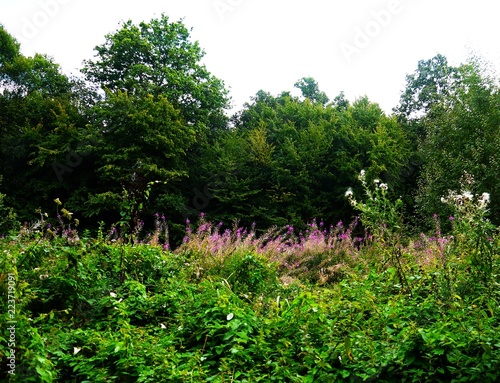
(462, 191, 473, 201)
(374, 179, 380, 185)
(227, 313, 234, 321)
(160, 323, 167, 329)
(73, 347, 81, 355)
(39, 274, 49, 280)
(478, 192, 490, 208)
(109, 292, 117, 298)
(345, 188, 353, 198)
(440, 197, 447, 204)
(379, 183, 388, 191)
(358, 169, 366, 180)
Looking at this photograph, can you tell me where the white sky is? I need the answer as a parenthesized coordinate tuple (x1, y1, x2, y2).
(2, 0, 500, 114)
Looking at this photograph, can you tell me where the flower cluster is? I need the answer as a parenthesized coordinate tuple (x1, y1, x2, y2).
(345, 170, 403, 241)
(441, 189, 490, 214)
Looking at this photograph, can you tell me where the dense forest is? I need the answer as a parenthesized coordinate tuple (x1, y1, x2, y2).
(2, 15, 500, 383)
(1, 15, 499, 240)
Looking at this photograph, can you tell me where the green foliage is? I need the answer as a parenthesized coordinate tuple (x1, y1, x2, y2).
(294, 77, 329, 105)
(441, 172, 497, 289)
(82, 14, 229, 129)
(3, 16, 500, 380)
(346, 170, 404, 241)
(201, 90, 410, 230)
(0, 176, 18, 234)
(397, 55, 500, 227)
(1, 199, 500, 382)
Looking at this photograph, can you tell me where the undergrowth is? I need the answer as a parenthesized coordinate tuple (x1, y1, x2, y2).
(0, 172, 499, 382)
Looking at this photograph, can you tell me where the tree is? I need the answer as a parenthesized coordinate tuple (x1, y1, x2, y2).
(201, 86, 410, 230)
(0, 24, 20, 73)
(415, 57, 500, 226)
(294, 77, 329, 105)
(82, 14, 229, 132)
(0, 26, 90, 221)
(396, 54, 460, 122)
(80, 15, 230, 229)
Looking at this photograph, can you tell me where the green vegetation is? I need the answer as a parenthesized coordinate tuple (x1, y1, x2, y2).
(1, 14, 500, 382)
(1, 179, 499, 382)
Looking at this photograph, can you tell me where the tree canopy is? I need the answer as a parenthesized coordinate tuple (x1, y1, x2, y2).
(0, 19, 499, 240)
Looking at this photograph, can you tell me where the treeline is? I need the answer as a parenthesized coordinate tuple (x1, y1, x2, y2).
(1, 15, 500, 243)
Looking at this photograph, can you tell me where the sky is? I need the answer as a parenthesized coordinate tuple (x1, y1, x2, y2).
(2, 0, 500, 114)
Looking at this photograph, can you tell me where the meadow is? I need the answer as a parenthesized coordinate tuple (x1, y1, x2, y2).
(1, 172, 499, 382)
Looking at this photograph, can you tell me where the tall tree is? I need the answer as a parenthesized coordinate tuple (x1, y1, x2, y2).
(415, 57, 500, 225)
(82, 14, 229, 132)
(0, 25, 90, 221)
(294, 77, 329, 105)
(80, 15, 230, 228)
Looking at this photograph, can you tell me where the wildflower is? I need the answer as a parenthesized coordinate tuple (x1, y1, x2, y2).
(358, 169, 366, 180)
(227, 313, 234, 321)
(54, 198, 62, 205)
(160, 323, 167, 329)
(482, 192, 490, 203)
(39, 274, 49, 280)
(449, 216, 454, 221)
(478, 192, 490, 208)
(374, 179, 380, 185)
(345, 188, 353, 198)
(73, 347, 81, 355)
(110, 292, 117, 298)
(462, 191, 473, 201)
(379, 183, 388, 191)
